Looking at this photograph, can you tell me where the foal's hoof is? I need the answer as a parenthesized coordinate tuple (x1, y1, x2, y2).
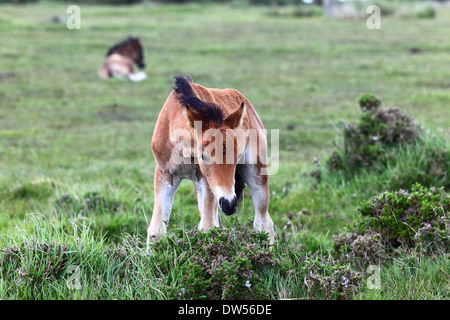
(146, 235, 159, 254)
(146, 234, 159, 248)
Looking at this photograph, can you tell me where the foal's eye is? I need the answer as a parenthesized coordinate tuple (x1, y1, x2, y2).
(201, 154, 209, 164)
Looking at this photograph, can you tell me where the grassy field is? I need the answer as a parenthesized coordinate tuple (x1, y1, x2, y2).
(0, 1, 449, 300)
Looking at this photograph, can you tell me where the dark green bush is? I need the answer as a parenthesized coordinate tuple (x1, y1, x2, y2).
(334, 184, 450, 261)
(143, 226, 364, 300)
(325, 93, 450, 190)
(327, 94, 419, 171)
(357, 184, 449, 248)
(148, 227, 276, 299)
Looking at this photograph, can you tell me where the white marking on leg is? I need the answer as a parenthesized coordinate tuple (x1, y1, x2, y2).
(198, 179, 220, 230)
(148, 178, 180, 242)
(159, 181, 179, 231)
(241, 165, 275, 244)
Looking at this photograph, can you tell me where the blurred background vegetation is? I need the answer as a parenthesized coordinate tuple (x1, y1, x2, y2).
(0, 0, 447, 5)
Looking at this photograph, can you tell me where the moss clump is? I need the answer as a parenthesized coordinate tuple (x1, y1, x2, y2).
(334, 184, 450, 261)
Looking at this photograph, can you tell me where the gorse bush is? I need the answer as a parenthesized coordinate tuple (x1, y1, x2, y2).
(328, 93, 419, 171)
(357, 184, 449, 250)
(326, 93, 449, 190)
(334, 184, 450, 262)
(112, 226, 364, 300)
(148, 227, 276, 299)
(287, 251, 362, 299)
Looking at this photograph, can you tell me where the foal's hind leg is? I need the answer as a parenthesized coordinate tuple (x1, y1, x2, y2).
(147, 166, 181, 245)
(239, 165, 275, 244)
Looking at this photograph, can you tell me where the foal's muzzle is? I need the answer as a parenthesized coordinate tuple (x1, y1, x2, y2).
(219, 196, 238, 216)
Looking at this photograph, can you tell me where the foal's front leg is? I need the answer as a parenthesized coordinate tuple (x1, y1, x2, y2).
(147, 167, 181, 245)
(197, 178, 220, 231)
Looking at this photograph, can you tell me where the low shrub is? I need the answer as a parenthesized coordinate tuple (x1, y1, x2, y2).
(148, 227, 276, 299)
(326, 93, 449, 190)
(333, 184, 450, 263)
(327, 93, 420, 172)
(145, 226, 365, 299)
(290, 251, 362, 299)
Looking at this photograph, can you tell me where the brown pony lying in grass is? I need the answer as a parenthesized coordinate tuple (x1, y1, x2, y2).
(148, 75, 275, 246)
(98, 37, 147, 82)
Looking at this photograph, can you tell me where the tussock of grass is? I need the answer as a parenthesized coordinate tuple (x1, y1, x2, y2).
(355, 250, 450, 300)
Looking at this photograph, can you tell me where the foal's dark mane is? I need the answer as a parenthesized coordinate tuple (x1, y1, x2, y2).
(106, 37, 140, 57)
(173, 74, 224, 125)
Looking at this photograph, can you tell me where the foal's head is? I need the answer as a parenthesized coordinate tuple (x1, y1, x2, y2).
(174, 75, 247, 215)
(106, 37, 146, 69)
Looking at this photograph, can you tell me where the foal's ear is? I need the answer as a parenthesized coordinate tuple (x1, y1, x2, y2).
(224, 102, 246, 129)
(185, 104, 203, 128)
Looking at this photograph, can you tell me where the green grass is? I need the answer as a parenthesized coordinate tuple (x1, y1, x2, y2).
(356, 251, 450, 300)
(0, 1, 449, 299)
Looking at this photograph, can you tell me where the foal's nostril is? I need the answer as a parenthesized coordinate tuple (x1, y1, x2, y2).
(219, 196, 238, 216)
